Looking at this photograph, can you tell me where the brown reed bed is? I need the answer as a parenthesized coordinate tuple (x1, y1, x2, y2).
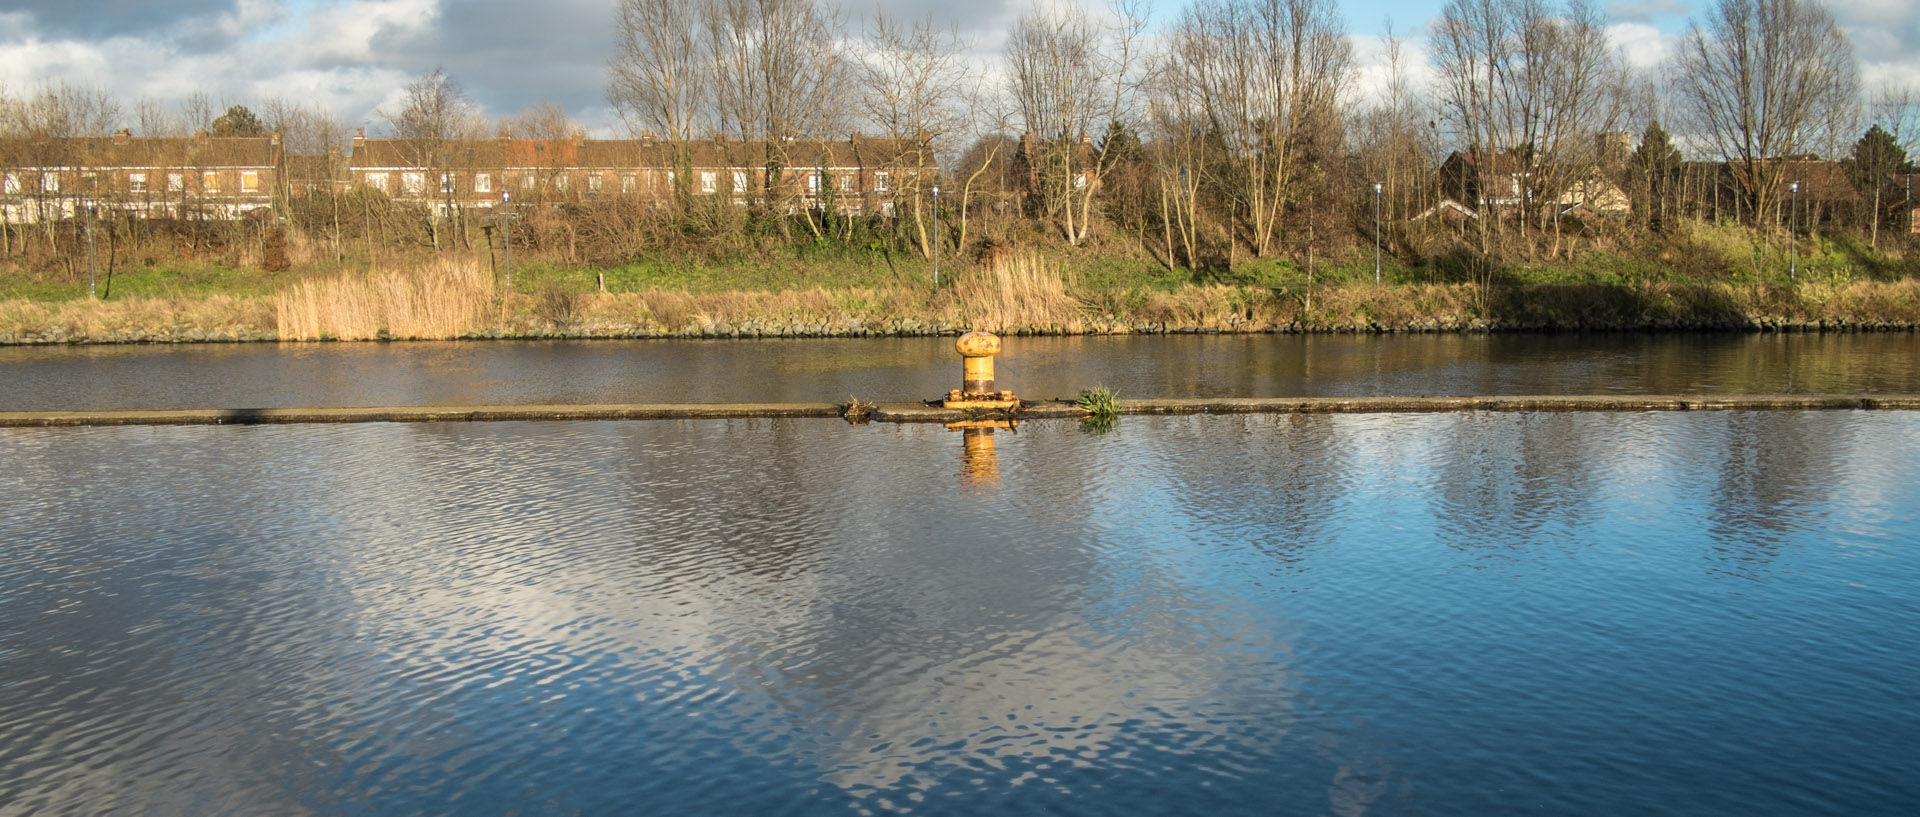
(3, 259, 1918, 344)
(275, 257, 495, 340)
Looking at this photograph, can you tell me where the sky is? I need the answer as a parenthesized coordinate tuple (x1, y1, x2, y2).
(1, 0, 1915, 142)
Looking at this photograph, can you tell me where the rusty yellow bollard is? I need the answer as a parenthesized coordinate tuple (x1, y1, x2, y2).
(944, 331, 1019, 410)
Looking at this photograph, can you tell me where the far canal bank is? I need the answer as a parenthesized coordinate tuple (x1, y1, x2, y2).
(5, 276, 1920, 346)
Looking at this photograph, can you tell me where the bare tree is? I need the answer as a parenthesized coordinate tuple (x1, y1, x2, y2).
(705, 0, 847, 207)
(1161, 0, 1351, 259)
(381, 68, 484, 250)
(854, 10, 971, 258)
(608, 0, 712, 206)
(1005, 0, 1147, 245)
(1671, 0, 1859, 227)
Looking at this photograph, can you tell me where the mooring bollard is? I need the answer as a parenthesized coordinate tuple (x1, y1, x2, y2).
(944, 331, 1019, 410)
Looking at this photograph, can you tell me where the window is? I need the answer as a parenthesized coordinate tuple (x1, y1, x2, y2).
(474, 173, 491, 193)
(588, 173, 604, 192)
(41, 172, 58, 193)
(732, 171, 747, 193)
(874, 171, 888, 193)
(1073, 173, 1087, 190)
(167, 173, 184, 192)
(3, 173, 18, 194)
(402, 172, 424, 194)
(621, 173, 637, 194)
(839, 174, 852, 192)
(554, 173, 569, 191)
(240, 171, 259, 193)
(808, 172, 821, 194)
(521, 174, 536, 190)
(439, 173, 456, 194)
(700, 171, 717, 193)
(202, 171, 220, 193)
(365, 172, 389, 193)
(128, 172, 147, 194)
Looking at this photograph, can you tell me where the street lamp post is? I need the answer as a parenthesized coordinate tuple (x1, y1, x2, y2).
(86, 204, 97, 299)
(502, 192, 512, 293)
(930, 184, 941, 287)
(1372, 181, 1383, 285)
(1789, 180, 1799, 283)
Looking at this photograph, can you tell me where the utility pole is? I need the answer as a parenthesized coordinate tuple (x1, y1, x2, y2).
(930, 184, 941, 287)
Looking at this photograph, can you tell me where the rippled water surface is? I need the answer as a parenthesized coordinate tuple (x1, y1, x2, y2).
(3, 414, 1918, 816)
(2, 332, 1916, 410)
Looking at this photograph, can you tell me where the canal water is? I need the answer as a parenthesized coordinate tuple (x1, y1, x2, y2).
(2, 410, 1917, 816)
(1, 332, 1917, 411)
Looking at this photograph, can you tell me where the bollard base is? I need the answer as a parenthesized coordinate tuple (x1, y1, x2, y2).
(943, 389, 1019, 410)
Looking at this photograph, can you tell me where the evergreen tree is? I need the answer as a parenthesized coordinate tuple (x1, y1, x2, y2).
(209, 104, 265, 137)
(1842, 125, 1912, 245)
(1630, 120, 1682, 230)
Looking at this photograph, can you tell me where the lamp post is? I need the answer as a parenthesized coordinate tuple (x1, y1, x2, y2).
(1789, 180, 1799, 283)
(501, 192, 512, 293)
(86, 204, 97, 299)
(930, 184, 941, 287)
(1372, 181, 1383, 285)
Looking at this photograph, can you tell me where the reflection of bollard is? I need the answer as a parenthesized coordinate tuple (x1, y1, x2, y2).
(947, 419, 1014, 488)
(945, 331, 1019, 410)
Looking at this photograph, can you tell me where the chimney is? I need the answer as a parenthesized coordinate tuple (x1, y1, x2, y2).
(1080, 130, 1091, 145)
(641, 130, 654, 145)
(112, 128, 131, 145)
(850, 131, 861, 145)
(270, 130, 281, 146)
(353, 127, 365, 150)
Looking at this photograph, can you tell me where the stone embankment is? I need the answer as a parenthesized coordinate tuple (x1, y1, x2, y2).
(6, 395, 1918, 428)
(3, 316, 1916, 345)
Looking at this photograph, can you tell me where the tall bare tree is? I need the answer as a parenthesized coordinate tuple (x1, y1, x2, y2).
(1005, 0, 1147, 245)
(854, 10, 971, 258)
(382, 68, 483, 250)
(1161, 0, 1351, 259)
(608, 0, 712, 206)
(1671, 0, 1859, 226)
(705, 0, 846, 206)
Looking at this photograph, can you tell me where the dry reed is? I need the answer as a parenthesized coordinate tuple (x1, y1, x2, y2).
(950, 251, 1082, 332)
(275, 257, 494, 340)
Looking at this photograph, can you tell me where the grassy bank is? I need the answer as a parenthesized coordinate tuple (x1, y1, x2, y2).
(3, 248, 1919, 344)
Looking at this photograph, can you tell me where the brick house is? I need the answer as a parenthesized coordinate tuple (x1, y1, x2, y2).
(0, 130, 282, 223)
(343, 129, 933, 217)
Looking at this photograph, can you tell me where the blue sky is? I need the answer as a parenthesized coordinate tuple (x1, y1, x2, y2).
(0, 1, 1908, 141)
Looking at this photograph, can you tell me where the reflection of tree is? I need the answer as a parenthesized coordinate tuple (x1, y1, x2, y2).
(1698, 412, 1845, 579)
(1428, 413, 1600, 559)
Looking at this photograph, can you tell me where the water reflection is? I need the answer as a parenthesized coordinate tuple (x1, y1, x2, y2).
(3, 333, 1917, 411)
(2, 414, 1918, 816)
(947, 419, 1014, 489)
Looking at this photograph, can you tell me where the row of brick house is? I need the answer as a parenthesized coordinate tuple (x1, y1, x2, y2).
(2, 127, 1911, 234)
(341, 129, 938, 218)
(0, 130, 282, 223)
(0, 129, 940, 225)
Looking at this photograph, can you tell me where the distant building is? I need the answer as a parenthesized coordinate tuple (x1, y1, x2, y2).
(0, 130, 281, 223)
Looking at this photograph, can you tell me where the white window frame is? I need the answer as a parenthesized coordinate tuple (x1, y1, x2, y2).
(621, 173, 637, 194)
(874, 171, 888, 193)
(402, 172, 425, 195)
(240, 171, 259, 193)
(700, 171, 717, 193)
(365, 172, 389, 193)
(588, 173, 604, 192)
(474, 173, 492, 194)
(167, 173, 185, 192)
(41, 172, 59, 193)
(732, 171, 748, 193)
(128, 172, 147, 194)
(202, 171, 220, 193)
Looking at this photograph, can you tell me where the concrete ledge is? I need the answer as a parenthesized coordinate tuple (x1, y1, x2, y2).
(3, 395, 1917, 428)
(1118, 395, 1920, 414)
